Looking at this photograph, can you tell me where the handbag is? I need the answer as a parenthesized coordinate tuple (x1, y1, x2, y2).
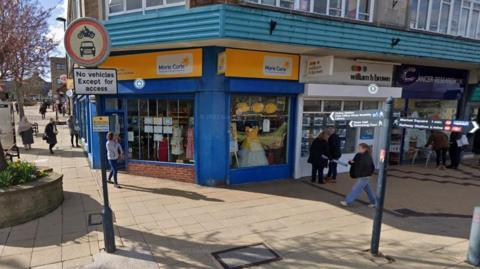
(42, 133, 48, 141)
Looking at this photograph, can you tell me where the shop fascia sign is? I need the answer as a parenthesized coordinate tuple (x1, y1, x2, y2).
(100, 48, 202, 81)
(300, 56, 393, 87)
(217, 49, 299, 81)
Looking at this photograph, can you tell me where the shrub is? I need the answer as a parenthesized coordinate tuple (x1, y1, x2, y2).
(0, 161, 47, 188)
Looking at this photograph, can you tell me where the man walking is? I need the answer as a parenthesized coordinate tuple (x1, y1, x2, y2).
(326, 127, 341, 183)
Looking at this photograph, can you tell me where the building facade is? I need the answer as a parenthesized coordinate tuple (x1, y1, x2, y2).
(68, 0, 480, 185)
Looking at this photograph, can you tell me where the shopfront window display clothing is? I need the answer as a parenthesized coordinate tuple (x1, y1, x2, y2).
(171, 125, 184, 156)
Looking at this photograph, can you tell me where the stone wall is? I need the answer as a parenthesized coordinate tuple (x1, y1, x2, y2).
(0, 173, 63, 228)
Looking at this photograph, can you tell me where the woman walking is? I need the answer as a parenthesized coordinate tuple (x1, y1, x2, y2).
(44, 118, 57, 154)
(18, 116, 34, 150)
(326, 127, 341, 183)
(425, 131, 449, 169)
(106, 132, 122, 188)
(67, 116, 80, 147)
(341, 143, 377, 207)
(39, 103, 47, 119)
(308, 131, 330, 184)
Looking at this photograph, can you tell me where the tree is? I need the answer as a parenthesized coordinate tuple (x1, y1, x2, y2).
(0, 0, 56, 119)
(0, 0, 56, 170)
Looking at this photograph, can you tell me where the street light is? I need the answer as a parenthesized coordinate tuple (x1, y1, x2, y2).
(55, 17, 70, 121)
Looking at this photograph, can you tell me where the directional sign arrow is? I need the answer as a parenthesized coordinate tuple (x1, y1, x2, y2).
(469, 121, 479, 133)
(330, 110, 385, 121)
(349, 120, 384, 128)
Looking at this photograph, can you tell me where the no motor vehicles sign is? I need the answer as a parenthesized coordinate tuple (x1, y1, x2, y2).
(74, 68, 117, 95)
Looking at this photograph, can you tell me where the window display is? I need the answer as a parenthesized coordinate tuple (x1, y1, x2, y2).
(127, 99, 194, 164)
(301, 100, 378, 158)
(230, 95, 289, 168)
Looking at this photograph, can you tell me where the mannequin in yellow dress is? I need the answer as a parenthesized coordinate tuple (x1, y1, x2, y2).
(238, 125, 268, 167)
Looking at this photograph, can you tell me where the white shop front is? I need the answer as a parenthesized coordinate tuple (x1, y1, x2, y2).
(294, 56, 403, 179)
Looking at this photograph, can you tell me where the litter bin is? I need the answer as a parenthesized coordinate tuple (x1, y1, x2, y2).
(467, 207, 480, 266)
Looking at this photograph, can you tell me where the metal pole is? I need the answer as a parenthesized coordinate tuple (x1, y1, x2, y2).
(96, 98, 116, 253)
(370, 96, 394, 256)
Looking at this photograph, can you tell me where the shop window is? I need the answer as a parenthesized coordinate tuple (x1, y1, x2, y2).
(230, 95, 290, 168)
(126, 98, 194, 164)
(105, 98, 123, 111)
(410, 0, 480, 40)
(301, 100, 376, 158)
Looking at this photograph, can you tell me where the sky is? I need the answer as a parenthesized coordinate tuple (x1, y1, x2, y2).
(39, 0, 68, 81)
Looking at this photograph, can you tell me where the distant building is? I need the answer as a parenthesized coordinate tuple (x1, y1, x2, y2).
(49, 57, 67, 95)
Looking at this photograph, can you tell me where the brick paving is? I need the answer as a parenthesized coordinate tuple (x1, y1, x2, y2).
(0, 105, 478, 268)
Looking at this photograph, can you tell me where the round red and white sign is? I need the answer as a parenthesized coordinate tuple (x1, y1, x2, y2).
(64, 17, 111, 67)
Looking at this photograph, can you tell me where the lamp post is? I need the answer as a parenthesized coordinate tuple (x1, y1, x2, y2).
(56, 17, 70, 120)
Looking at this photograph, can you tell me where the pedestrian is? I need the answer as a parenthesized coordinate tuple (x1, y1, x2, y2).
(308, 131, 330, 184)
(425, 130, 449, 169)
(326, 127, 341, 183)
(44, 118, 57, 154)
(18, 116, 34, 150)
(67, 115, 80, 147)
(447, 132, 462, 169)
(14, 102, 18, 114)
(39, 103, 47, 119)
(106, 132, 122, 188)
(341, 143, 376, 207)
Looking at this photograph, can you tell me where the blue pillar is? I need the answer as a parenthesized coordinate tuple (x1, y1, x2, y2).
(195, 47, 228, 186)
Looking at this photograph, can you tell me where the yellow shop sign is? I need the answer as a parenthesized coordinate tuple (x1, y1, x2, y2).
(219, 49, 299, 80)
(100, 48, 202, 80)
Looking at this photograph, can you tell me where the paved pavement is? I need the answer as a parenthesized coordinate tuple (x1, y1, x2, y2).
(0, 105, 478, 269)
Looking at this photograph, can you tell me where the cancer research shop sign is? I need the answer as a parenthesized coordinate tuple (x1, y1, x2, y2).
(74, 69, 117, 95)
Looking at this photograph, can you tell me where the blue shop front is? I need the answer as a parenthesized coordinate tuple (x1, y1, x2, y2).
(76, 47, 303, 186)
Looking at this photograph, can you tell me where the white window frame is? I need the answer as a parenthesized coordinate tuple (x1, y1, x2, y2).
(106, 0, 185, 17)
(410, 0, 480, 39)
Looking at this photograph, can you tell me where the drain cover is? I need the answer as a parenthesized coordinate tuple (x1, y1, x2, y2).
(212, 243, 281, 269)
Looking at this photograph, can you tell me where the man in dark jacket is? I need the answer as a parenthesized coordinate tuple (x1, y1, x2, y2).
(326, 127, 341, 183)
(308, 131, 330, 184)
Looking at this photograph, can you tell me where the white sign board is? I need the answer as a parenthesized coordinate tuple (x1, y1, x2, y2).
(74, 68, 117, 95)
(300, 56, 393, 87)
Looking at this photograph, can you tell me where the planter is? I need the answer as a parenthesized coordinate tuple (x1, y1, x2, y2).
(0, 171, 63, 228)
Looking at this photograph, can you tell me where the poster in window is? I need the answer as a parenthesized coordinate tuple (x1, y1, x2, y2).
(163, 126, 173, 134)
(128, 131, 134, 142)
(144, 125, 154, 133)
(153, 134, 163, 141)
(153, 117, 163, 125)
(163, 117, 173, 125)
(360, 127, 375, 140)
(154, 125, 163, 133)
(144, 117, 153, 124)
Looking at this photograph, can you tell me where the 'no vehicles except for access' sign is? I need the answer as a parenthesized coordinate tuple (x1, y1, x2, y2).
(74, 68, 117, 95)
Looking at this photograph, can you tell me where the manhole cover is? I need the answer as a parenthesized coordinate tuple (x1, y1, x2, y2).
(212, 243, 281, 269)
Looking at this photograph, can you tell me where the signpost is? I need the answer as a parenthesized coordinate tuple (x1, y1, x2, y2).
(329, 100, 479, 256)
(65, 17, 116, 254)
(394, 117, 479, 133)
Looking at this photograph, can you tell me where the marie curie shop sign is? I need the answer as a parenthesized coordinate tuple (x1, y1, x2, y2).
(73, 69, 117, 95)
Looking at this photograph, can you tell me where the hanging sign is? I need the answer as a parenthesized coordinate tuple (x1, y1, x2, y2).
(64, 17, 111, 67)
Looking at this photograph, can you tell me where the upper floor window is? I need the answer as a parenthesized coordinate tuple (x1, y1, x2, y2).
(410, 0, 480, 39)
(246, 0, 374, 22)
(107, 0, 184, 16)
